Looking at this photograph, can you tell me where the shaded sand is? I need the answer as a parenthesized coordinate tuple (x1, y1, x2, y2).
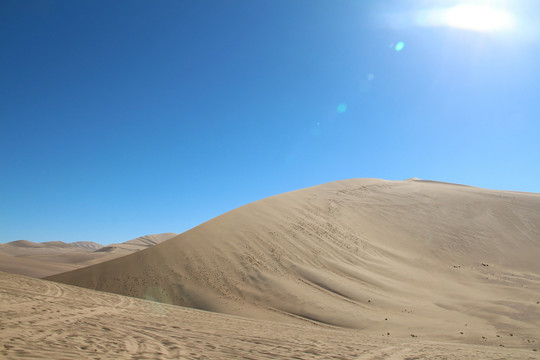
(48, 179, 540, 349)
(1, 271, 538, 359)
(0, 233, 178, 278)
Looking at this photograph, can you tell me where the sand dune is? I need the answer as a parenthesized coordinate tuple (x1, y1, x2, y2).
(4, 239, 103, 250)
(0, 233, 178, 278)
(4, 240, 55, 248)
(47, 179, 540, 349)
(0, 253, 80, 279)
(95, 232, 179, 253)
(2, 271, 538, 359)
(70, 241, 104, 250)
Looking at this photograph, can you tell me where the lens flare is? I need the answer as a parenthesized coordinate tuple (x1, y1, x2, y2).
(395, 41, 405, 51)
(337, 103, 347, 113)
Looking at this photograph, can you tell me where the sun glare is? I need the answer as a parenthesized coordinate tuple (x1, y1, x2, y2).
(408, 3, 516, 33)
(445, 4, 514, 32)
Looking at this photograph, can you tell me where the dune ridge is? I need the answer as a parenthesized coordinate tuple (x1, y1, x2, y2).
(96, 232, 179, 252)
(47, 179, 540, 348)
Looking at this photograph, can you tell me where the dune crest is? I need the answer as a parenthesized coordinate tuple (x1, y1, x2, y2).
(96, 232, 178, 253)
(48, 179, 540, 346)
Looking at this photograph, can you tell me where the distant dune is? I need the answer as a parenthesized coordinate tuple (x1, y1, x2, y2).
(48, 179, 540, 347)
(70, 241, 104, 250)
(5, 239, 47, 248)
(5, 239, 102, 249)
(95, 233, 179, 253)
(0, 233, 178, 278)
(0, 254, 81, 278)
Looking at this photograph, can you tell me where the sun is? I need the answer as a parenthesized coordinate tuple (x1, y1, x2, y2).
(444, 4, 515, 32)
(408, 3, 517, 33)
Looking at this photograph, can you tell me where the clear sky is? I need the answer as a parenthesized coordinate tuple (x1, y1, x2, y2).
(1, 0, 539, 245)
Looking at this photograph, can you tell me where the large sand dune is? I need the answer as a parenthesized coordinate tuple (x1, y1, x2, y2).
(2, 271, 538, 359)
(0, 233, 178, 278)
(47, 179, 540, 349)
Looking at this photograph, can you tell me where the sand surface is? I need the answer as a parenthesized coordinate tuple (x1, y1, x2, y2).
(47, 179, 540, 350)
(95, 232, 179, 253)
(0, 233, 178, 278)
(1, 271, 538, 359)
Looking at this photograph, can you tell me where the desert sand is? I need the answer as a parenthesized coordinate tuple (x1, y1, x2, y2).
(1, 271, 538, 359)
(2, 178, 540, 358)
(0, 233, 178, 278)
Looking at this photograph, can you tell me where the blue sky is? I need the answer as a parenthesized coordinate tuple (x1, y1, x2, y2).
(1, 0, 539, 244)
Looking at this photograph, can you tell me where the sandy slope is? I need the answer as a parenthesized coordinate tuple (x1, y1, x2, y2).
(0, 233, 178, 278)
(1, 271, 538, 359)
(48, 179, 540, 349)
(0, 253, 80, 278)
(95, 232, 179, 253)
